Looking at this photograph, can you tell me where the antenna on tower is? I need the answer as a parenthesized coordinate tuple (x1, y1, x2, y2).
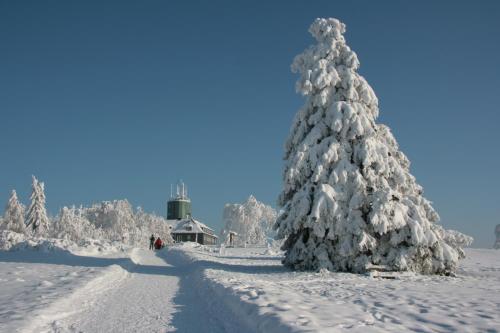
(170, 184, 173, 198)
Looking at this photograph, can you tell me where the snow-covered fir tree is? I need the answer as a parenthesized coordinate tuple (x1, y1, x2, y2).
(222, 196, 277, 246)
(26, 176, 50, 236)
(2, 190, 26, 234)
(275, 18, 469, 274)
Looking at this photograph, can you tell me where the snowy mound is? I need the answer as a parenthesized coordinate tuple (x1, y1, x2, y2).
(275, 18, 471, 275)
(0, 230, 73, 253)
(0, 230, 127, 255)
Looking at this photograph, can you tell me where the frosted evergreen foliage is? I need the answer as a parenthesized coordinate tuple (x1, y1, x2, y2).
(275, 18, 468, 274)
(2, 190, 26, 234)
(26, 176, 50, 236)
(222, 196, 277, 246)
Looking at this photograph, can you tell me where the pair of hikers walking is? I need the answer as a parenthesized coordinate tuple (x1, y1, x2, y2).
(149, 234, 164, 250)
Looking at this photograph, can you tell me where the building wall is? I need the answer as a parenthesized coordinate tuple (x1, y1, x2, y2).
(167, 200, 192, 219)
(200, 233, 218, 245)
(173, 233, 218, 245)
(173, 233, 197, 243)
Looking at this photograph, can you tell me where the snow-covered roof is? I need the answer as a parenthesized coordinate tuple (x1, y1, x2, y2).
(171, 218, 218, 237)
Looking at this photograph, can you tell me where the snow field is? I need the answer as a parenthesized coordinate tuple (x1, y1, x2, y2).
(2, 241, 498, 332)
(22, 263, 129, 333)
(177, 245, 500, 333)
(0, 251, 128, 332)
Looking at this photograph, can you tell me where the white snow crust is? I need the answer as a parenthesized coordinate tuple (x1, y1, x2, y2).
(1, 242, 498, 332)
(176, 246, 500, 332)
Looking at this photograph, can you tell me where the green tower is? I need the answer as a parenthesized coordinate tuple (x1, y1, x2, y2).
(167, 182, 192, 220)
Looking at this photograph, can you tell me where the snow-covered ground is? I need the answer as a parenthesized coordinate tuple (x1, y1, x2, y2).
(176, 245, 500, 333)
(1, 242, 498, 332)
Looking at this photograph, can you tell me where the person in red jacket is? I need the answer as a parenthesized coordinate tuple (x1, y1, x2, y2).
(154, 237, 163, 250)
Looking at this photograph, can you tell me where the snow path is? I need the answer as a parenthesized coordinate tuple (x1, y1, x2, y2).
(29, 248, 226, 333)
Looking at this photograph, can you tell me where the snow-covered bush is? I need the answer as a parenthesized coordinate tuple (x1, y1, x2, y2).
(0, 229, 127, 254)
(83, 200, 138, 244)
(2, 190, 26, 234)
(135, 206, 173, 245)
(25, 176, 50, 236)
(0, 229, 72, 252)
(0, 230, 27, 250)
(494, 224, 500, 249)
(222, 196, 277, 247)
(51, 206, 100, 243)
(275, 18, 469, 275)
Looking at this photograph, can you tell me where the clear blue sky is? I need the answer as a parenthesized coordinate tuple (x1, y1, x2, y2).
(1, 1, 499, 247)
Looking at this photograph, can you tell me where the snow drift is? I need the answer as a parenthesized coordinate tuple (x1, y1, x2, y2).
(275, 18, 471, 274)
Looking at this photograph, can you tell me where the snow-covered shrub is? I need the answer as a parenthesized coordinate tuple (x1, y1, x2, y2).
(25, 176, 50, 236)
(0, 229, 126, 254)
(83, 200, 137, 244)
(0, 229, 71, 252)
(0, 230, 27, 250)
(2, 190, 26, 234)
(222, 196, 277, 247)
(51, 206, 100, 243)
(494, 224, 500, 249)
(275, 18, 470, 275)
(135, 206, 173, 245)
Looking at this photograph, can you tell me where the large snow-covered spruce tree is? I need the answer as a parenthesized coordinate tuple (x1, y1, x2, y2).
(2, 190, 26, 234)
(275, 18, 465, 274)
(26, 176, 50, 236)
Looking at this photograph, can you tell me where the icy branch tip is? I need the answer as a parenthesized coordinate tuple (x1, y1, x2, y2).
(309, 18, 346, 42)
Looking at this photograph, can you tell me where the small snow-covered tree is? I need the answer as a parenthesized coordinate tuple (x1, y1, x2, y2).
(52, 206, 97, 242)
(84, 200, 136, 243)
(2, 190, 26, 234)
(222, 196, 277, 246)
(275, 18, 468, 274)
(26, 176, 50, 236)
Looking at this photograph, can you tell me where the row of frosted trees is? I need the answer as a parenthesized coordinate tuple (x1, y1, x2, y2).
(0, 176, 172, 246)
(2, 176, 49, 235)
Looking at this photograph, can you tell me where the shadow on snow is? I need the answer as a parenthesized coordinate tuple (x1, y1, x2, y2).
(0, 247, 289, 332)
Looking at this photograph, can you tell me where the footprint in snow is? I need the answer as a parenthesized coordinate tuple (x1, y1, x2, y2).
(38, 280, 54, 288)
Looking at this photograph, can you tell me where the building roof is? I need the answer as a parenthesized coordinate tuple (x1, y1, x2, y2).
(171, 217, 218, 237)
